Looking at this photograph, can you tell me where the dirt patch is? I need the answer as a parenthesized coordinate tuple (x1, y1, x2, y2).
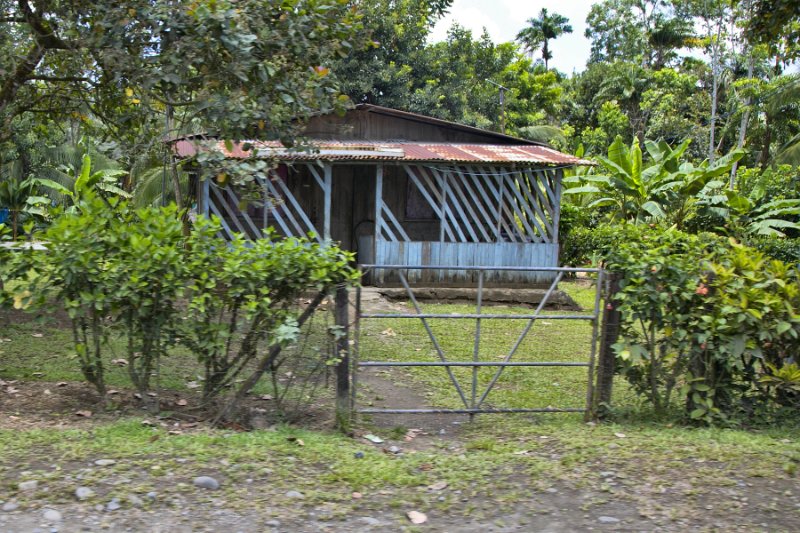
(356, 366, 469, 446)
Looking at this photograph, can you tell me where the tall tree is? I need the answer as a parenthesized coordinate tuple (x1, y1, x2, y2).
(516, 8, 573, 70)
(585, 0, 692, 68)
(332, 0, 453, 106)
(0, 0, 364, 156)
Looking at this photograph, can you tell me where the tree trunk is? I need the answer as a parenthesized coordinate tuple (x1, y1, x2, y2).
(730, 54, 754, 189)
(761, 113, 772, 169)
(707, 12, 726, 164)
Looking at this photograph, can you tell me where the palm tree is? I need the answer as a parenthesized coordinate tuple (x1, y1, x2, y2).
(515, 9, 573, 70)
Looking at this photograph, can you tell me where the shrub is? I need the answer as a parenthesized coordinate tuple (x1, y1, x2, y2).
(605, 229, 800, 424)
(5, 197, 359, 420)
(561, 225, 616, 266)
(180, 218, 358, 420)
(561, 223, 660, 267)
(750, 236, 800, 265)
(6, 197, 186, 405)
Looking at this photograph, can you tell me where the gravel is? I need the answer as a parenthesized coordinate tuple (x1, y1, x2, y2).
(193, 476, 220, 490)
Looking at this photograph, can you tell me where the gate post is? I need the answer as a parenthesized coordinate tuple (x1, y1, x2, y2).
(594, 272, 621, 418)
(334, 285, 351, 432)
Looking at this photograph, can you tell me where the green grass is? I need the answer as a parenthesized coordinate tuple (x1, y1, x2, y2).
(356, 280, 635, 412)
(0, 415, 797, 507)
(1, 280, 799, 520)
(0, 320, 203, 391)
(0, 311, 334, 399)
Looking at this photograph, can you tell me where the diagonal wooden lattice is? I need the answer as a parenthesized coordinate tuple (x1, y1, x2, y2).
(402, 165, 560, 244)
(203, 164, 330, 242)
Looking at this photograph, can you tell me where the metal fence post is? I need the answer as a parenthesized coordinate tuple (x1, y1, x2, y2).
(594, 272, 621, 418)
(334, 285, 351, 431)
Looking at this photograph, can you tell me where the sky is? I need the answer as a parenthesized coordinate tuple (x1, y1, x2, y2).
(429, 0, 596, 74)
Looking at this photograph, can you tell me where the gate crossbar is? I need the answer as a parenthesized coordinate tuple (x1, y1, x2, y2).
(354, 264, 605, 417)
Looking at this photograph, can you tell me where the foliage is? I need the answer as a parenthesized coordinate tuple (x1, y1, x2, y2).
(736, 164, 800, 202)
(560, 224, 623, 267)
(606, 229, 800, 424)
(750, 236, 800, 265)
(2, 197, 358, 417)
(719, 192, 800, 238)
(37, 153, 130, 213)
(8, 197, 126, 397)
(179, 218, 358, 413)
(0, 177, 48, 239)
(1, 0, 366, 186)
(747, 0, 800, 45)
(565, 136, 743, 226)
(516, 8, 573, 70)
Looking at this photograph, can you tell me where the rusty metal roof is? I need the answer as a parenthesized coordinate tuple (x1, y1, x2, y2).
(173, 140, 591, 166)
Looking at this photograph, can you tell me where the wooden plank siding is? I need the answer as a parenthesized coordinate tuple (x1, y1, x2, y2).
(372, 241, 559, 286)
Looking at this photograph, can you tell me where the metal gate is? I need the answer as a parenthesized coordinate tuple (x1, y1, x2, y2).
(352, 265, 605, 417)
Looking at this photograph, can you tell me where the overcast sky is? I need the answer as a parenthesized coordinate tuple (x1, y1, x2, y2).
(430, 0, 596, 74)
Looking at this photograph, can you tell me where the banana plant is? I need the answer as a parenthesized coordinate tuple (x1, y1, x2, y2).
(560, 144, 597, 207)
(564, 136, 681, 222)
(724, 192, 800, 238)
(37, 154, 129, 213)
(653, 146, 745, 229)
(565, 136, 745, 227)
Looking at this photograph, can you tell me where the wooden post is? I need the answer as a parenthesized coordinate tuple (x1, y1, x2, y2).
(323, 164, 332, 242)
(594, 272, 621, 418)
(552, 169, 563, 245)
(334, 285, 351, 432)
(199, 175, 209, 217)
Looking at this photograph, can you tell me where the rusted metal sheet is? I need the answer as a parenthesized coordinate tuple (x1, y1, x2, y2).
(173, 139, 591, 166)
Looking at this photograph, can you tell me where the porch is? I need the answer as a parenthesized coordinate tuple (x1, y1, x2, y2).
(197, 156, 565, 287)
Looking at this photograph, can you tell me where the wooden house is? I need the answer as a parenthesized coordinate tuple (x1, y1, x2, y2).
(173, 104, 589, 286)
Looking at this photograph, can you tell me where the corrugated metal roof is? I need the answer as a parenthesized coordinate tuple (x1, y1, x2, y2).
(173, 140, 592, 166)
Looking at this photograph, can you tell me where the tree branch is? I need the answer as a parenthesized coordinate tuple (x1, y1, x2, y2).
(18, 0, 76, 50)
(28, 75, 91, 82)
(0, 43, 45, 114)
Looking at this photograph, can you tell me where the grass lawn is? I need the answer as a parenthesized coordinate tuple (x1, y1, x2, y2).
(356, 279, 636, 412)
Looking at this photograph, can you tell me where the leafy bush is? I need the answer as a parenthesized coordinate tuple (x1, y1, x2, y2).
(181, 218, 358, 419)
(737, 165, 800, 202)
(4, 197, 358, 419)
(561, 223, 657, 267)
(606, 230, 800, 424)
(750, 236, 800, 265)
(6, 197, 187, 403)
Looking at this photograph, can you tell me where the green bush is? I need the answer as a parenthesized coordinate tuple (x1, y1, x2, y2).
(606, 230, 800, 424)
(737, 165, 800, 202)
(561, 223, 660, 267)
(750, 236, 800, 265)
(3, 197, 358, 419)
(181, 217, 359, 414)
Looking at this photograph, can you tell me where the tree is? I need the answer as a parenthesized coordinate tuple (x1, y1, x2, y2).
(767, 75, 800, 165)
(1, 0, 365, 161)
(333, 0, 453, 107)
(585, 0, 644, 64)
(585, 0, 691, 68)
(747, 0, 800, 45)
(516, 8, 573, 70)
